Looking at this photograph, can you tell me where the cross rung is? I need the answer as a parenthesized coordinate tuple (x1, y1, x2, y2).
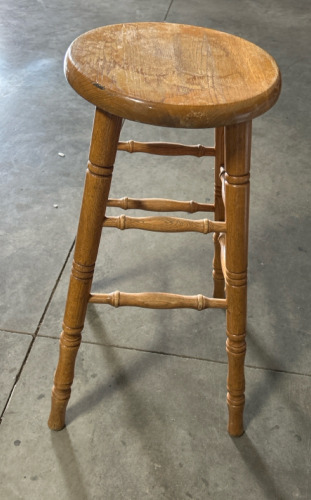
(89, 291, 227, 310)
(107, 197, 215, 213)
(102, 215, 226, 234)
(117, 140, 215, 157)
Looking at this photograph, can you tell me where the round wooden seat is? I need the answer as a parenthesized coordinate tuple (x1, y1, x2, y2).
(65, 22, 281, 128)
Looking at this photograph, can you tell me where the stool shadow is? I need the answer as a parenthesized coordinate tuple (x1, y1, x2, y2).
(66, 306, 164, 425)
(50, 428, 89, 500)
(244, 326, 281, 429)
(66, 304, 188, 497)
(233, 433, 282, 499)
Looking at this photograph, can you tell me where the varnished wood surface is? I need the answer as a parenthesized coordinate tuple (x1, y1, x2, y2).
(107, 197, 215, 213)
(48, 110, 122, 431)
(102, 215, 226, 233)
(89, 291, 227, 310)
(65, 22, 281, 128)
(213, 127, 225, 299)
(218, 233, 227, 282)
(224, 121, 252, 436)
(49, 23, 281, 436)
(117, 141, 215, 157)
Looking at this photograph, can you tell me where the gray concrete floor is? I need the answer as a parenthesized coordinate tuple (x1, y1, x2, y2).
(0, 0, 310, 498)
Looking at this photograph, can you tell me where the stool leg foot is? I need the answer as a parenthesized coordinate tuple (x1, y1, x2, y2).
(48, 109, 122, 430)
(48, 326, 82, 430)
(227, 405, 245, 437)
(213, 127, 225, 298)
(224, 121, 252, 437)
(226, 335, 246, 437)
(227, 395, 245, 437)
(48, 399, 67, 431)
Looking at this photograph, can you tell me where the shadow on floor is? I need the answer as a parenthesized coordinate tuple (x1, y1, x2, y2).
(233, 433, 281, 499)
(51, 429, 89, 500)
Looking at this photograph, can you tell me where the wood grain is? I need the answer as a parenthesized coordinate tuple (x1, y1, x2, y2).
(48, 109, 122, 431)
(107, 197, 215, 213)
(102, 215, 226, 234)
(117, 141, 215, 156)
(89, 291, 227, 310)
(224, 121, 252, 436)
(213, 127, 226, 298)
(65, 22, 281, 128)
(218, 233, 227, 283)
(49, 22, 281, 436)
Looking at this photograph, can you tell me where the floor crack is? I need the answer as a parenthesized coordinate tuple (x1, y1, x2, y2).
(0, 239, 75, 424)
(163, 0, 174, 21)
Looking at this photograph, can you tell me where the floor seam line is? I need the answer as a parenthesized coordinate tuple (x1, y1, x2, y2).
(34, 238, 75, 337)
(37, 334, 311, 378)
(0, 239, 75, 425)
(0, 329, 34, 336)
(163, 0, 174, 21)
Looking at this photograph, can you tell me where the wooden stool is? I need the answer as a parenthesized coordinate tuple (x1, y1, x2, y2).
(48, 23, 281, 436)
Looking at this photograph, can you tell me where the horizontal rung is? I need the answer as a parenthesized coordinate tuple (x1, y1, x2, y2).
(102, 215, 226, 234)
(89, 291, 227, 310)
(107, 197, 215, 213)
(117, 140, 215, 157)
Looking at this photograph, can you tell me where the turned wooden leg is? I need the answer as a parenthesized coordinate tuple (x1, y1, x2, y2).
(224, 121, 252, 437)
(48, 109, 122, 430)
(213, 127, 225, 298)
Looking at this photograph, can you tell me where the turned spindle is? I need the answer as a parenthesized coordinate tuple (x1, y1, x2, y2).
(224, 121, 252, 437)
(213, 127, 226, 299)
(48, 109, 122, 430)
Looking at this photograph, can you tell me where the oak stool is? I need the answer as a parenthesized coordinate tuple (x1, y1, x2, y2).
(48, 23, 281, 436)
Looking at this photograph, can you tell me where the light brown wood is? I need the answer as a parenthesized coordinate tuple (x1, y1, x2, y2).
(220, 166, 226, 206)
(65, 23, 281, 128)
(107, 197, 215, 213)
(102, 215, 226, 234)
(48, 109, 122, 431)
(89, 291, 227, 310)
(49, 22, 281, 437)
(117, 141, 215, 157)
(213, 127, 226, 298)
(224, 121, 252, 436)
(218, 233, 227, 283)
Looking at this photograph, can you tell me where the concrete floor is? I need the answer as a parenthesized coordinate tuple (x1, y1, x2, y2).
(0, 0, 310, 498)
